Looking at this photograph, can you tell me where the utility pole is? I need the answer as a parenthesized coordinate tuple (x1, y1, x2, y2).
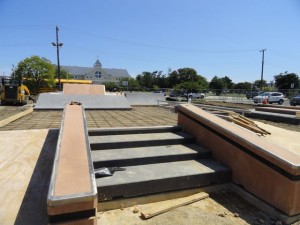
(259, 49, 266, 91)
(52, 26, 63, 91)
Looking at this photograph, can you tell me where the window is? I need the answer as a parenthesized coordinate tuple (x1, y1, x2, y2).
(95, 71, 102, 79)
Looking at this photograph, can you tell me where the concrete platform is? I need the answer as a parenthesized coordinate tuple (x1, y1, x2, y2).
(35, 93, 131, 110)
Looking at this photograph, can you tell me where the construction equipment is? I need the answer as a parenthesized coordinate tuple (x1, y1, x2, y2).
(1, 78, 31, 105)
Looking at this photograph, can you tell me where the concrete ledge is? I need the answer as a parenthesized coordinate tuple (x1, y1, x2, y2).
(0, 107, 33, 127)
(256, 104, 300, 110)
(255, 106, 300, 117)
(47, 104, 97, 223)
(177, 104, 300, 216)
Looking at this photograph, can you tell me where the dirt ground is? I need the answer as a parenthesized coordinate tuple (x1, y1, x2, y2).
(98, 188, 287, 225)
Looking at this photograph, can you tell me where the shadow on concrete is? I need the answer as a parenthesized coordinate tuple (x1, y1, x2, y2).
(14, 129, 59, 225)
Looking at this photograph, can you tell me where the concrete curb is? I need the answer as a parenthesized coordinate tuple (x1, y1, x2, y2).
(0, 107, 33, 127)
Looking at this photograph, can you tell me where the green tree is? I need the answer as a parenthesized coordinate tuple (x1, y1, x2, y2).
(253, 79, 267, 90)
(120, 77, 139, 91)
(209, 76, 224, 95)
(103, 82, 120, 92)
(232, 82, 252, 94)
(15, 56, 55, 93)
(177, 68, 198, 82)
(274, 71, 299, 90)
(168, 68, 208, 89)
(168, 70, 180, 87)
(57, 68, 72, 79)
(221, 76, 233, 89)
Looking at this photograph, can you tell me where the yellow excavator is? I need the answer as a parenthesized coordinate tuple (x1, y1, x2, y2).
(1, 78, 32, 105)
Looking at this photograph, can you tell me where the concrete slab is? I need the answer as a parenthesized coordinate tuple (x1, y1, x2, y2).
(125, 92, 166, 105)
(0, 129, 58, 225)
(63, 83, 106, 95)
(34, 93, 131, 110)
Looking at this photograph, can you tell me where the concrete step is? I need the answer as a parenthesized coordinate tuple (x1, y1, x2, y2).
(89, 132, 195, 150)
(92, 144, 211, 168)
(96, 159, 231, 201)
(88, 126, 183, 136)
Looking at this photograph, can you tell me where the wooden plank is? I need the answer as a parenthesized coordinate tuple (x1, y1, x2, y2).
(140, 192, 209, 219)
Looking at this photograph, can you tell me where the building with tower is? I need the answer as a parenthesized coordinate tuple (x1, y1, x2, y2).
(61, 59, 131, 84)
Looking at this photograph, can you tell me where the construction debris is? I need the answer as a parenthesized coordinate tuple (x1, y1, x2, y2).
(209, 109, 271, 135)
(140, 192, 209, 219)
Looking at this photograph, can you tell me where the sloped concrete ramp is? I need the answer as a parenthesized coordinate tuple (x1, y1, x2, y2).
(125, 92, 166, 105)
(35, 93, 131, 110)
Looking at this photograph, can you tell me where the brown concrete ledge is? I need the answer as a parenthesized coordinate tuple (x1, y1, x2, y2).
(177, 104, 300, 216)
(256, 104, 300, 110)
(255, 106, 300, 117)
(47, 104, 97, 224)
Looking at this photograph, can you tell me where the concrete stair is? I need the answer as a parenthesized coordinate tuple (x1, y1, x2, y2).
(89, 126, 231, 201)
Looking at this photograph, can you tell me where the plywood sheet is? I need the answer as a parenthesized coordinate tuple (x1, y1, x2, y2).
(63, 84, 106, 95)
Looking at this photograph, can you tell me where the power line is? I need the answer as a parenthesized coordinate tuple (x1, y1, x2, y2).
(62, 26, 258, 53)
(0, 43, 49, 47)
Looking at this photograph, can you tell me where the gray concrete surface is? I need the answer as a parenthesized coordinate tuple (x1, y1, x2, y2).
(125, 92, 166, 105)
(35, 93, 131, 109)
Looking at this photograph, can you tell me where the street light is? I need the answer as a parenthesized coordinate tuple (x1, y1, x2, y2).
(52, 26, 63, 91)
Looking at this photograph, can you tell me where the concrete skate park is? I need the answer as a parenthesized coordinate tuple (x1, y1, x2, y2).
(1, 84, 300, 225)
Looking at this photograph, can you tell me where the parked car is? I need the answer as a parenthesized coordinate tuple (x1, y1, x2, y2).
(246, 91, 262, 99)
(253, 92, 284, 104)
(290, 94, 300, 106)
(182, 92, 205, 99)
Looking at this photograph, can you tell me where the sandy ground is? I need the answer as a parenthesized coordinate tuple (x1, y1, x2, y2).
(97, 189, 282, 225)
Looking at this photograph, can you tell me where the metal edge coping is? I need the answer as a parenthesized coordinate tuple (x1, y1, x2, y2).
(81, 103, 98, 200)
(47, 103, 68, 205)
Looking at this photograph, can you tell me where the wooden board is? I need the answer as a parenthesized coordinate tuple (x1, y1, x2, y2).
(141, 192, 209, 219)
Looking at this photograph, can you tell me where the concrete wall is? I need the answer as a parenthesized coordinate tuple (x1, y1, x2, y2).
(177, 104, 300, 216)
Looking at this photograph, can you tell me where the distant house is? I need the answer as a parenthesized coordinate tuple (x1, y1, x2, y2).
(61, 60, 131, 84)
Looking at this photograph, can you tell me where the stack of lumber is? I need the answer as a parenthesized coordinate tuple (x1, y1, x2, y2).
(209, 110, 271, 136)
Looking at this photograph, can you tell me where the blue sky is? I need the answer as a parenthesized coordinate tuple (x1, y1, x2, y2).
(0, 0, 300, 83)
